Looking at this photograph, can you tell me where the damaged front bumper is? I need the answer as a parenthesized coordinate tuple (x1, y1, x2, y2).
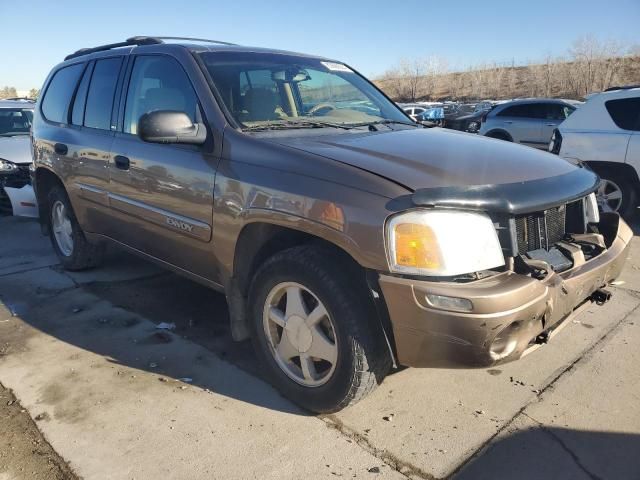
(1, 164, 38, 217)
(379, 213, 632, 368)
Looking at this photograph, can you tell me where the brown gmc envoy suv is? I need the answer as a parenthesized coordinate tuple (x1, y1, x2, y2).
(31, 37, 631, 412)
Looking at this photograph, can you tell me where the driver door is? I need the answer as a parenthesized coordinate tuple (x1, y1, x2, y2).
(107, 54, 218, 279)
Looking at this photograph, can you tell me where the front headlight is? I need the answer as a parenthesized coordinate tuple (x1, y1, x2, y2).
(0, 159, 18, 173)
(385, 210, 505, 276)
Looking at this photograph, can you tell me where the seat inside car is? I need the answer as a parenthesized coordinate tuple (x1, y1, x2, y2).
(242, 87, 283, 122)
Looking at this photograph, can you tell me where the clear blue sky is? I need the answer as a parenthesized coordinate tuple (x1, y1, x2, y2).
(2, 0, 639, 91)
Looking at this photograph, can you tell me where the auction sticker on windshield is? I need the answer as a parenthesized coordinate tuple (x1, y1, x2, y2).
(321, 61, 352, 72)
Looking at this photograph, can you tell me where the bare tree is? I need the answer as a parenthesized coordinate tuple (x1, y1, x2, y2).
(569, 34, 623, 95)
(0, 86, 18, 99)
(376, 34, 638, 102)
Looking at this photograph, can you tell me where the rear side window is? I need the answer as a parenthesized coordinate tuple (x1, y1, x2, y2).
(41, 63, 85, 123)
(84, 57, 123, 130)
(605, 98, 640, 131)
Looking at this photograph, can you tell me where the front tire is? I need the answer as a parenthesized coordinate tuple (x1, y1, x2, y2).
(248, 246, 390, 413)
(47, 186, 104, 270)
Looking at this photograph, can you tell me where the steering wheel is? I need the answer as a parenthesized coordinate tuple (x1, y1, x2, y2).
(308, 103, 337, 116)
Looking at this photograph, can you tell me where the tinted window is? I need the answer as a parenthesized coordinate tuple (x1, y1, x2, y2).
(123, 55, 198, 134)
(499, 103, 550, 119)
(84, 57, 123, 130)
(605, 98, 640, 131)
(545, 103, 575, 120)
(71, 63, 93, 126)
(41, 63, 84, 123)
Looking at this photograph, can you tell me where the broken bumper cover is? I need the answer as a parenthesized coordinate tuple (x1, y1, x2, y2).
(2, 184, 38, 218)
(379, 214, 632, 368)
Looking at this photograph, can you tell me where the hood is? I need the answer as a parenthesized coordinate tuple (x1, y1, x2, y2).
(0, 136, 32, 165)
(269, 128, 579, 192)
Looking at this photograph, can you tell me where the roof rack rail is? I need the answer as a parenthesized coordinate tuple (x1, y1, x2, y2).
(3, 97, 36, 102)
(64, 36, 162, 61)
(150, 36, 238, 46)
(604, 84, 640, 92)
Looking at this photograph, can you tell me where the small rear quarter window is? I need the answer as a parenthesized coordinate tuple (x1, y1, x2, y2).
(605, 97, 640, 131)
(41, 63, 85, 124)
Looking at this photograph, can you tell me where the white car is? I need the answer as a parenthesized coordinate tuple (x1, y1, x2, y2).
(400, 104, 428, 121)
(551, 86, 640, 219)
(0, 99, 38, 217)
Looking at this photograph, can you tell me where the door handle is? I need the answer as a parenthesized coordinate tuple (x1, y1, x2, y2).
(114, 155, 130, 170)
(54, 143, 68, 155)
(545, 123, 557, 126)
(503, 120, 513, 124)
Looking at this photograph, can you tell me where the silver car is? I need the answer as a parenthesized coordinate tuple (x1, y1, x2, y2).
(0, 99, 37, 217)
(479, 99, 576, 149)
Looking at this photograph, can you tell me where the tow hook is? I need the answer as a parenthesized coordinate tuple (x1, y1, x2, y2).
(591, 288, 612, 306)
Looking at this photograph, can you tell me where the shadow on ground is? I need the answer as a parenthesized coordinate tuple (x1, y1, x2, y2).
(0, 218, 305, 415)
(455, 426, 640, 479)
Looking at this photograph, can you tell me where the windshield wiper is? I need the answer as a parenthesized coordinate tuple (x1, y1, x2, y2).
(351, 120, 421, 128)
(243, 120, 357, 132)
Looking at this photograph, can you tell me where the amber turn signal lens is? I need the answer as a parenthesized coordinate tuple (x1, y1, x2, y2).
(393, 223, 441, 270)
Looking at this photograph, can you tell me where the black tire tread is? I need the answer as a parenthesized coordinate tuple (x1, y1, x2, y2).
(249, 245, 390, 413)
(47, 186, 104, 271)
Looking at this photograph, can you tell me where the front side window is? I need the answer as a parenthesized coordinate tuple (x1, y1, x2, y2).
(41, 63, 85, 123)
(605, 98, 640, 131)
(84, 57, 123, 130)
(198, 52, 407, 129)
(545, 103, 575, 120)
(0, 109, 33, 136)
(123, 55, 198, 134)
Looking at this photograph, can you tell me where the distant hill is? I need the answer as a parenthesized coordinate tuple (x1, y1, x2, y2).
(375, 55, 640, 102)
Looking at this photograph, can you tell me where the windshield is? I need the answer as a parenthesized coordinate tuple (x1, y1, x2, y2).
(0, 108, 33, 136)
(197, 52, 410, 130)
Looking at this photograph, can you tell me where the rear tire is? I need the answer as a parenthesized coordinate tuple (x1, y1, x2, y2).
(47, 186, 104, 270)
(248, 245, 390, 413)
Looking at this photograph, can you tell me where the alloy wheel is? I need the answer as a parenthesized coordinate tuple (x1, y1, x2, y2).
(51, 200, 74, 257)
(596, 179, 623, 213)
(263, 282, 338, 387)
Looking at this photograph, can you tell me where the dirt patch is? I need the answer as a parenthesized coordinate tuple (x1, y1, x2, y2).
(0, 382, 78, 480)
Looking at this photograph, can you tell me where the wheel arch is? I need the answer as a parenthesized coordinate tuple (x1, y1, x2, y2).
(34, 167, 65, 235)
(227, 221, 397, 366)
(585, 161, 640, 192)
(484, 129, 513, 142)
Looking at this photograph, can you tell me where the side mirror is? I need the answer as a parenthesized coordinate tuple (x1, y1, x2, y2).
(138, 111, 206, 145)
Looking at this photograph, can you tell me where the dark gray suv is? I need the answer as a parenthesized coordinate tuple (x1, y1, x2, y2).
(31, 37, 630, 412)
